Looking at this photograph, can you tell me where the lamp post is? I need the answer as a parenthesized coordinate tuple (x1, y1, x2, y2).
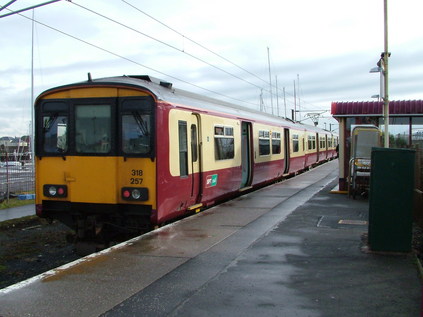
(383, 0, 390, 148)
(369, 0, 390, 148)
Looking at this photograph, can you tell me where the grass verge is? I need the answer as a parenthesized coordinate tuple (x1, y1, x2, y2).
(0, 198, 35, 210)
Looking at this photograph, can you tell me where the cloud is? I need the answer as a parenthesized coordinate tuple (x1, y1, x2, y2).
(1, 0, 423, 136)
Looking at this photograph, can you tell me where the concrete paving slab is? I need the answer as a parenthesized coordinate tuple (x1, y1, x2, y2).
(0, 204, 35, 222)
(223, 194, 287, 209)
(199, 206, 272, 227)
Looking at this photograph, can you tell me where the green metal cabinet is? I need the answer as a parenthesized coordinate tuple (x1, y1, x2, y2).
(368, 147, 416, 252)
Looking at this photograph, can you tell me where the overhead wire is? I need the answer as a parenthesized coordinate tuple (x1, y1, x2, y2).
(69, 1, 265, 92)
(113, 1, 326, 116)
(7, 1, 326, 117)
(120, 0, 269, 86)
(11, 7, 259, 108)
(0, 0, 63, 18)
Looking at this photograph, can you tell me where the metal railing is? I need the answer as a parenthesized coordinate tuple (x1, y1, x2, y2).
(0, 154, 35, 202)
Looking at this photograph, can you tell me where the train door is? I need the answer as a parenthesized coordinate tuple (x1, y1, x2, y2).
(190, 113, 202, 206)
(316, 133, 320, 162)
(325, 134, 328, 159)
(240, 121, 252, 189)
(283, 128, 290, 174)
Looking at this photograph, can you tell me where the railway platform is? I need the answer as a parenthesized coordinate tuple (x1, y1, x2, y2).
(0, 160, 421, 316)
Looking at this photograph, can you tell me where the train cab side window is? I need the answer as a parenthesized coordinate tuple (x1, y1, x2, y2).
(178, 121, 188, 177)
(40, 102, 69, 154)
(120, 97, 154, 157)
(292, 134, 299, 153)
(214, 125, 234, 160)
(122, 112, 151, 154)
(42, 114, 68, 153)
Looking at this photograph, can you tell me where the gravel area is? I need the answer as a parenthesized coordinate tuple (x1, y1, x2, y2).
(0, 216, 81, 289)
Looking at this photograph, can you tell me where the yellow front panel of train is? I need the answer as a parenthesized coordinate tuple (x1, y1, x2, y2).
(36, 156, 156, 207)
(68, 157, 118, 203)
(37, 156, 118, 204)
(117, 158, 156, 207)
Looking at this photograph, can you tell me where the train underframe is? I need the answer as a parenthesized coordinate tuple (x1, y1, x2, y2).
(38, 201, 152, 255)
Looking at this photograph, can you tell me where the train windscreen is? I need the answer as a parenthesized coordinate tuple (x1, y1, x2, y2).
(75, 104, 111, 154)
(36, 96, 155, 158)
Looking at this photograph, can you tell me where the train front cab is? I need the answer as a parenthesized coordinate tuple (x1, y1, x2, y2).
(35, 86, 157, 243)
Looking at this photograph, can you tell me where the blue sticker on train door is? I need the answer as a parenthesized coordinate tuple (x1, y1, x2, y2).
(206, 174, 218, 188)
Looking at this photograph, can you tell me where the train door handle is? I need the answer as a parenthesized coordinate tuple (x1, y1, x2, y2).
(65, 176, 76, 182)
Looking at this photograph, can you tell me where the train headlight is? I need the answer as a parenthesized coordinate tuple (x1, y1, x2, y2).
(131, 189, 141, 200)
(43, 184, 67, 198)
(48, 186, 57, 196)
(121, 187, 148, 201)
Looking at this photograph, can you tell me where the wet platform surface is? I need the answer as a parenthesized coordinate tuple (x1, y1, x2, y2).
(0, 160, 421, 316)
(0, 204, 35, 222)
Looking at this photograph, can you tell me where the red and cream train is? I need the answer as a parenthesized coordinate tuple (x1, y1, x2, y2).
(35, 75, 338, 244)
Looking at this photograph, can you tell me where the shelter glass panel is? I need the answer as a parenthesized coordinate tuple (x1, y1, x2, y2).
(380, 117, 410, 148)
(412, 117, 423, 149)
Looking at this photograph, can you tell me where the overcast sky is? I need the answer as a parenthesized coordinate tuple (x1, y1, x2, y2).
(1, 0, 422, 137)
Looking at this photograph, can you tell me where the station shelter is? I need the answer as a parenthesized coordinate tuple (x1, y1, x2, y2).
(331, 100, 423, 192)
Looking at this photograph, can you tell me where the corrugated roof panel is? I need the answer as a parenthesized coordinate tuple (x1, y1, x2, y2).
(331, 100, 423, 116)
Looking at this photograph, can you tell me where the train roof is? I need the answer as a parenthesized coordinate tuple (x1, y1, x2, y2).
(39, 74, 335, 135)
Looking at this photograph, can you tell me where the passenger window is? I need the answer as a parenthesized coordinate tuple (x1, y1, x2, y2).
(272, 132, 281, 154)
(308, 135, 316, 150)
(191, 124, 198, 162)
(320, 137, 326, 149)
(214, 125, 234, 160)
(259, 130, 270, 156)
(292, 134, 299, 153)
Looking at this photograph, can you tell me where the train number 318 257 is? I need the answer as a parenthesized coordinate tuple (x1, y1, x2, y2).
(130, 169, 143, 184)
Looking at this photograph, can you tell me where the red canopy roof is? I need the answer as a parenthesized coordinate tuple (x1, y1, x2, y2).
(331, 100, 423, 116)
